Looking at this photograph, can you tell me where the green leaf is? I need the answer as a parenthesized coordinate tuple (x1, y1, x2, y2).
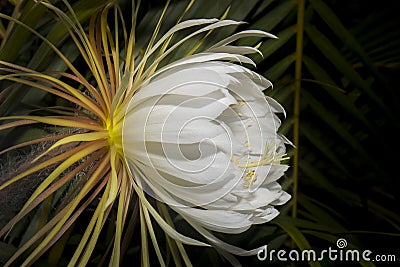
(264, 54, 294, 81)
(251, 0, 296, 32)
(309, 0, 383, 82)
(301, 89, 379, 171)
(303, 56, 376, 134)
(259, 25, 296, 59)
(0, 1, 47, 62)
(304, 24, 388, 113)
(300, 122, 348, 174)
(298, 195, 346, 232)
(0, 242, 17, 263)
(0, 0, 109, 116)
(274, 217, 321, 267)
(298, 159, 347, 200)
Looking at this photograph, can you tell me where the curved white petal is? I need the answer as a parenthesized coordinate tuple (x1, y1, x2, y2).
(175, 207, 253, 234)
(250, 207, 280, 224)
(131, 159, 242, 206)
(187, 221, 264, 256)
(210, 30, 277, 48)
(131, 66, 233, 106)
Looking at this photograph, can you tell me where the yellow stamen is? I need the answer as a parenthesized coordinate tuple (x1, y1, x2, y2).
(231, 141, 289, 188)
(243, 169, 257, 188)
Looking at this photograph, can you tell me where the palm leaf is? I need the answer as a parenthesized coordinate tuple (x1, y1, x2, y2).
(1, 0, 399, 266)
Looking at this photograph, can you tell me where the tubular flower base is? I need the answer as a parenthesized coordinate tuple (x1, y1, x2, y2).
(0, 1, 290, 266)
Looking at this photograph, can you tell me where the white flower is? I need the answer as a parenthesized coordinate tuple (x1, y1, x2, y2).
(122, 26, 291, 258)
(0, 7, 290, 265)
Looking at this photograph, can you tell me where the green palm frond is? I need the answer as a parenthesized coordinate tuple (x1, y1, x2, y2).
(1, 0, 399, 266)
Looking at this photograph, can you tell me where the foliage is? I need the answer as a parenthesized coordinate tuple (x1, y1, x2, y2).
(0, 0, 399, 266)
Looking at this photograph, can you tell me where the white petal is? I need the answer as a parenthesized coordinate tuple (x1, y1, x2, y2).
(206, 45, 261, 56)
(270, 191, 291, 205)
(231, 187, 285, 211)
(131, 66, 233, 106)
(187, 221, 264, 256)
(250, 207, 280, 224)
(138, 19, 219, 67)
(130, 158, 242, 206)
(153, 53, 256, 78)
(175, 207, 252, 234)
(210, 30, 277, 48)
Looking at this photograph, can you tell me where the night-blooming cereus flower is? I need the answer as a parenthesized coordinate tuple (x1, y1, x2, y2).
(0, 1, 290, 266)
(123, 61, 291, 237)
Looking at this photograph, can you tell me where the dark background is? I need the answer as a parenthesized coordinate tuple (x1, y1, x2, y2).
(0, 0, 399, 266)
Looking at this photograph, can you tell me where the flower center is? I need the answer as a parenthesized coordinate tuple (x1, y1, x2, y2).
(106, 114, 123, 156)
(243, 170, 258, 188)
(231, 141, 289, 188)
